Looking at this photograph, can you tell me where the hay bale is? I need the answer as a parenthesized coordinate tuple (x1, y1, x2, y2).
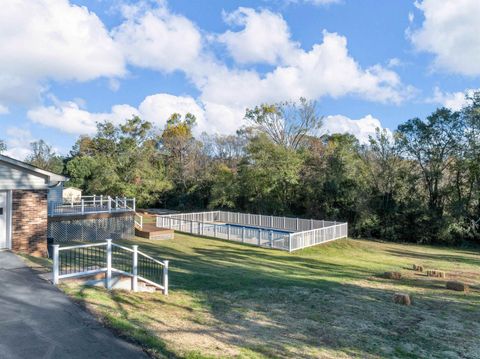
(393, 293, 412, 305)
(384, 271, 402, 280)
(446, 281, 469, 292)
(427, 270, 446, 278)
(412, 264, 424, 272)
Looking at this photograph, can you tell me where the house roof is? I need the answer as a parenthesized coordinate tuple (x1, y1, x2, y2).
(0, 154, 68, 183)
(64, 186, 82, 191)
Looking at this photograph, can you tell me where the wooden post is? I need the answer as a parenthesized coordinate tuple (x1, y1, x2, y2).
(53, 245, 60, 285)
(132, 198, 136, 211)
(163, 260, 169, 296)
(81, 199, 85, 214)
(106, 239, 112, 290)
(132, 245, 138, 292)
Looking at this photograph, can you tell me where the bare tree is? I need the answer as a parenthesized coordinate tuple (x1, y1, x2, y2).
(245, 98, 322, 149)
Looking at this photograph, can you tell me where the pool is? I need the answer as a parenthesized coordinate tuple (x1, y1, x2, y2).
(199, 222, 291, 248)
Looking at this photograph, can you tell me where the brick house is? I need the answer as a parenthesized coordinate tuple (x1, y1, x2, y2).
(0, 155, 67, 256)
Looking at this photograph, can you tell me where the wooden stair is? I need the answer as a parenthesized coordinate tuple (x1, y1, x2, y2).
(135, 223, 174, 240)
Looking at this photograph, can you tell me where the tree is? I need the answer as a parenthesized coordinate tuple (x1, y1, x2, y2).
(66, 116, 171, 206)
(237, 134, 304, 214)
(397, 108, 465, 242)
(0, 140, 6, 154)
(245, 98, 322, 150)
(25, 140, 64, 173)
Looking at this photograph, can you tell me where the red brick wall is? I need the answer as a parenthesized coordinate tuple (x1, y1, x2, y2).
(12, 190, 48, 256)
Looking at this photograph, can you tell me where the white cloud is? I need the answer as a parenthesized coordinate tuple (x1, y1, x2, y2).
(322, 114, 388, 144)
(410, 0, 480, 76)
(201, 29, 411, 113)
(27, 94, 211, 135)
(427, 87, 479, 111)
(112, 1, 202, 73)
(218, 8, 299, 65)
(0, 104, 9, 115)
(3, 127, 35, 160)
(0, 0, 125, 106)
(28, 101, 139, 135)
(139, 93, 206, 130)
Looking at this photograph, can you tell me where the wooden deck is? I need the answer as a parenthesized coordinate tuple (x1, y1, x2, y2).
(135, 223, 174, 240)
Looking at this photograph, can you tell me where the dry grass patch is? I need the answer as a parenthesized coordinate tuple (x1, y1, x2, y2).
(58, 236, 480, 359)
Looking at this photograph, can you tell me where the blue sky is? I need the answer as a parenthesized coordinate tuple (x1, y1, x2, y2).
(0, 0, 479, 159)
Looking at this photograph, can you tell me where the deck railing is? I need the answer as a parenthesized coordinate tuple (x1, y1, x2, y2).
(156, 211, 347, 252)
(48, 195, 136, 216)
(52, 239, 168, 294)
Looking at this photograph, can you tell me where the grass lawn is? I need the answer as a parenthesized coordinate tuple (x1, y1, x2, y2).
(60, 234, 480, 359)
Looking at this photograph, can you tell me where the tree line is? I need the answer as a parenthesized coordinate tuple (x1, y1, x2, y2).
(2, 93, 480, 245)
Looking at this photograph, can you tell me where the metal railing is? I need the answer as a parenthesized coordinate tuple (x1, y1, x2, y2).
(156, 211, 348, 252)
(48, 195, 136, 216)
(52, 239, 168, 294)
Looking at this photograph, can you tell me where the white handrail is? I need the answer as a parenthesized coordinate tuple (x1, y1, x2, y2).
(52, 240, 168, 294)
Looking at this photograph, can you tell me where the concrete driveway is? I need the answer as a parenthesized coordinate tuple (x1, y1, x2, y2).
(0, 251, 148, 359)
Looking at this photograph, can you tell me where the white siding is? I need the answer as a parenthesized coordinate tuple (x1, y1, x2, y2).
(0, 162, 49, 190)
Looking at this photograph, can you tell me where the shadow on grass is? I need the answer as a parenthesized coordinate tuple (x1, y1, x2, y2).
(385, 248, 480, 268)
(72, 236, 480, 358)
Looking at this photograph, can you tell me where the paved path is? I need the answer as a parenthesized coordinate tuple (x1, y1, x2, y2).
(0, 251, 148, 359)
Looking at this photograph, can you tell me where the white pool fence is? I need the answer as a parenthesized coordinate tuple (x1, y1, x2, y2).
(156, 211, 347, 252)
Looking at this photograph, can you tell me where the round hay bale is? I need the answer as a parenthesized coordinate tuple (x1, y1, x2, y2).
(413, 264, 424, 272)
(446, 281, 469, 292)
(427, 270, 446, 278)
(393, 293, 412, 305)
(384, 271, 402, 280)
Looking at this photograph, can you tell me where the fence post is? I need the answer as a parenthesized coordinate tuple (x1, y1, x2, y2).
(190, 220, 193, 233)
(242, 227, 245, 243)
(310, 219, 314, 230)
(283, 216, 286, 230)
(257, 229, 261, 246)
(214, 224, 217, 238)
(296, 218, 299, 231)
(270, 215, 273, 228)
(53, 245, 60, 285)
(288, 234, 292, 252)
(100, 195, 103, 207)
(108, 197, 112, 213)
(227, 225, 231, 240)
(269, 230, 273, 248)
(133, 198, 136, 211)
(81, 199, 85, 214)
(132, 245, 138, 292)
(106, 239, 112, 290)
(163, 260, 169, 295)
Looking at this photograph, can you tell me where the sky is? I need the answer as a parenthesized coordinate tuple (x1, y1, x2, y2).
(0, 0, 479, 159)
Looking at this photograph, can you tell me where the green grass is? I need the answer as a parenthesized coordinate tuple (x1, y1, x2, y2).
(60, 234, 480, 359)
